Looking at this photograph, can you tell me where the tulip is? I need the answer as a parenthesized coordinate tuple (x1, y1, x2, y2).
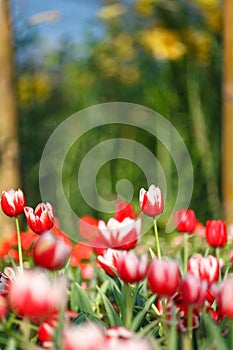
(78, 216, 99, 240)
(206, 220, 227, 248)
(176, 209, 196, 233)
(62, 323, 105, 350)
(148, 258, 180, 297)
(105, 326, 133, 341)
(139, 185, 164, 217)
(98, 217, 141, 250)
(188, 254, 219, 286)
(97, 249, 122, 276)
(180, 274, 208, 307)
(114, 202, 135, 222)
(105, 326, 152, 350)
(117, 251, 149, 284)
(211, 278, 233, 318)
(24, 202, 54, 234)
(33, 231, 72, 270)
(8, 270, 67, 321)
(38, 310, 78, 349)
(1, 189, 26, 217)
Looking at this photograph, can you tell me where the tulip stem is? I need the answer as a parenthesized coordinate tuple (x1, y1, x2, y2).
(184, 233, 189, 275)
(187, 307, 193, 349)
(216, 247, 221, 281)
(15, 216, 23, 272)
(124, 283, 132, 329)
(153, 218, 161, 259)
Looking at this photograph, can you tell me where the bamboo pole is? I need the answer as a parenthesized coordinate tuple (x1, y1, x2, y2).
(0, 0, 20, 235)
(222, 0, 233, 224)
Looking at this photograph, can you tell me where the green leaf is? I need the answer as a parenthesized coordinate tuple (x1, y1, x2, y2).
(70, 282, 93, 314)
(203, 314, 228, 350)
(5, 338, 16, 350)
(131, 294, 156, 331)
(148, 247, 156, 260)
(96, 286, 123, 326)
(72, 312, 107, 328)
(7, 254, 18, 272)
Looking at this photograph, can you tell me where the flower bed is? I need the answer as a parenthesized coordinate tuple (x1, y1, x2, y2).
(0, 186, 232, 350)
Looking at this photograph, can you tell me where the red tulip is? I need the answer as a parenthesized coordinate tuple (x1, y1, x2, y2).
(180, 274, 208, 307)
(105, 327, 133, 341)
(8, 270, 67, 321)
(1, 189, 26, 217)
(139, 185, 164, 217)
(211, 278, 233, 318)
(114, 202, 135, 222)
(117, 251, 149, 284)
(188, 254, 219, 286)
(176, 209, 196, 233)
(24, 202, 54, 234)
(206, 220, 227, 248)
(33, 231, 72, 270)
(98, 217, 141, 250)
(78, 216, 99, 240)
(38, 310, 78, 348)
(148, 258, 180, 297)
(97, 249, 121, 276)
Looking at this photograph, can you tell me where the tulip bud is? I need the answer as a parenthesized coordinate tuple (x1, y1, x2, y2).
(117, 251, 149, 284)
(24, 202, 54, 234)
(148, 258, 180, 297)
(188, 254, 219, 286)
(211, 278, 233, 319)
(176, 209, 196, 233)
(1, 189, 26, 217)
(33, 231, 72, 270)
(206, 220, 227, 248)
(180, 274, 208, 307)
(117, 251, 149, 283)
(139, 185, 164, 217)
(114, 202, 135, 222)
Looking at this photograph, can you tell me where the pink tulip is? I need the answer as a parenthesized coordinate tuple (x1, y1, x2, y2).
(148, 258, 180, 297)
(139, 185, 164, 217)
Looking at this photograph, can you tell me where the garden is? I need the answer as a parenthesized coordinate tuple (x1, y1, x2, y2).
(0, 0, 232, 349)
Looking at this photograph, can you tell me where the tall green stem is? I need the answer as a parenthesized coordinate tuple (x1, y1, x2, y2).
(153, 217, 161, 259)
(183, 233, 189, 275)
(15, 216, 23, 272)
(187, 307, 193, 347)
(124, 283, 132, 329)
(216, 247, 221, 281)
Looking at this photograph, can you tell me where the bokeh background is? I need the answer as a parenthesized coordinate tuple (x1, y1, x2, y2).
(0, 0, 232, 235)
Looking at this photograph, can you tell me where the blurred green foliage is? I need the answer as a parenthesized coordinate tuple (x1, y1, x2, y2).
(16, 0, 222, 226)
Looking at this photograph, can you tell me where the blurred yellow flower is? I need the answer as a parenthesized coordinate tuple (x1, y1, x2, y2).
(204, 8, 222, 32)
(97, 3, 126, 21)
(192, 0, 220, 10)
(185, 30, 213, 65)
(95, 52, 119, 77)
(118, 65, 140, 85)
(17, 73, 52, 108)
(134, 0, 155, 17)
(141, 27, 187, 61)
(114, 33, 135, 60)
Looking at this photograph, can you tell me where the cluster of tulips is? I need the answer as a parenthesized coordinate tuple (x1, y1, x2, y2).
(0, 185, 232, 349)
